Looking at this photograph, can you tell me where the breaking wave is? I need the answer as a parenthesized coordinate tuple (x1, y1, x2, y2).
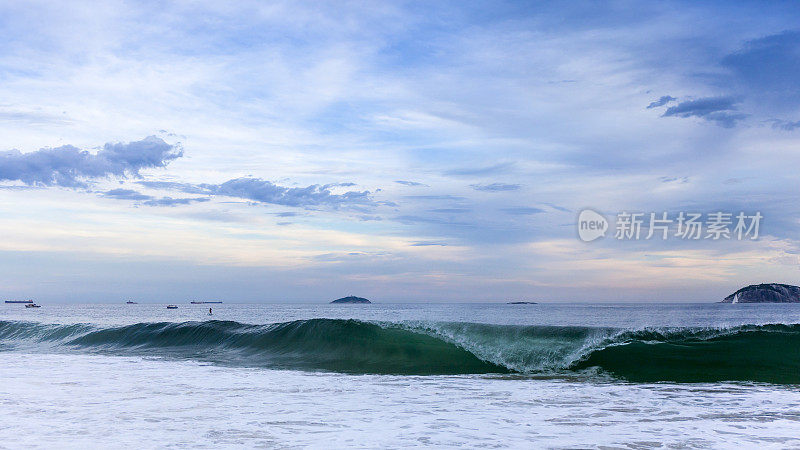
(2, 319, 800, 383)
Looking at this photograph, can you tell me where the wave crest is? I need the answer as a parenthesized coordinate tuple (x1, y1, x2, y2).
(2, 319, 800, 383)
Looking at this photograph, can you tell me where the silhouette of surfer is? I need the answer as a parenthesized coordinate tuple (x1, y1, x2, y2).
(208, 308, 212, 316)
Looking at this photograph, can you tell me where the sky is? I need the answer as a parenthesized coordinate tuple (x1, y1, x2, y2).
(0, 0, 799, 302)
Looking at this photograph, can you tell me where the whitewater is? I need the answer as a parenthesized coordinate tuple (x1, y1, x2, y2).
(3, 302, 800, 448)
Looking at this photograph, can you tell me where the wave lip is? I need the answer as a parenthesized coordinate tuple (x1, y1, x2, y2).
(3, 320, 800, 383)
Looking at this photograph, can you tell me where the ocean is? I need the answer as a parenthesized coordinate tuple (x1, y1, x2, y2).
(2, 302, 800, 448)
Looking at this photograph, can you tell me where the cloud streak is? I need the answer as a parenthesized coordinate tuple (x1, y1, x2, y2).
(143, 197, 210, 207)
(661, 97, 746, 128)
(471, 182, 521, 192)
(0, 136, 181, 187)
(102, 188, 152, 201)
(213, 178, 373, 208)
(771, 119, 800, 131)
(501, 207, 545, 215)
(138, 177, 376, 209)
(1, 136, 377, 210)
(444, 162, 514, 177)
(721, 31, 800, 106)
(101, 188, 209, 207)
(395, 180, 428, 187)
(647, 95, 676, 109)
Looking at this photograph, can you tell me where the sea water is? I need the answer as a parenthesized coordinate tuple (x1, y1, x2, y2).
(2, 302, 800, 448)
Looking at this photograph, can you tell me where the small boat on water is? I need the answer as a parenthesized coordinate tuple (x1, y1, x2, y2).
(126, 300, 138, 304)
(25, 303, 41, 308)
(5, 300, 33, 304)
(166, 305, 178, 309)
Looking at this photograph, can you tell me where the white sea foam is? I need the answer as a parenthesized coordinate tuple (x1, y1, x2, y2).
(2, 351, 800, 448)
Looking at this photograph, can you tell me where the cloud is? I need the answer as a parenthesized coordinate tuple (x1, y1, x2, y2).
(410, 241, 447, 246)
(647, 32, 800, 129)
(136, 181, 209, 194)
(403, 194, 467, 201)
(0, 185, 40, 191)
(429, 208, 471, 213)
(544, 203, 571, 213)
(140, 177, 376, 209)
(102, 188, 152, 201)
(395, 180, 428, 187)
(312, 251, 391, 262)
(0, 108, 72, 125)
(3, 1, 800, 302)
(470, 182, 521, 192)
(101, 188, 209, 207)
(444, 162, 514, 177)
(646, 95, 677, 109)
(662, 97, 737, 117)
(1, 139, 375, 209)
(0, 136, 181, 188)
(394, 215, 475, 227)
(648, 32, 800, 130)
(213, 178, 372, 208)
(721, 31, 800, 106)
(142, 197, 210, 207)
(662, 97, 747, 127)
(501, 207, 545, 215)
(659, 176, 689, 184)
(723, 177, 752, 185)
(770, 119, 800, 131)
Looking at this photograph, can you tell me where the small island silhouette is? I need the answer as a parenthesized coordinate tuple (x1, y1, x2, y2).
(331, 296, 371, 304)
(721, 283, 800, 303)
(507, 301, 537, 305)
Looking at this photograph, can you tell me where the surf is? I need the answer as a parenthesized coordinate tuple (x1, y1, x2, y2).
(2, 319, 800, 383)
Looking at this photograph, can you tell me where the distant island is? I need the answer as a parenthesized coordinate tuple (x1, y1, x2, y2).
(331, 296, 371, 304)
(721, 283, 800, 303)
(507, 301, 537, 304)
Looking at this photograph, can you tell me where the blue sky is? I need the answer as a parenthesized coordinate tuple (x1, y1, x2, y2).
(1, 0, 799, 302)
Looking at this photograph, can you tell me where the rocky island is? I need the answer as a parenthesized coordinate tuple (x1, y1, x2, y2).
(721, 283, 800, 303)
(330, 296, 371, 304)
(507, 301, 537, 304)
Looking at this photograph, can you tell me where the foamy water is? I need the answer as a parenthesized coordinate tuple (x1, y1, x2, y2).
(3, 352, 800, 448)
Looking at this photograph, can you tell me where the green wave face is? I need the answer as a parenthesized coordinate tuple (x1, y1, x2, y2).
(3, 320, 800, 383)
(49, 319, 507, 375)
(571, 325, 800, 384)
